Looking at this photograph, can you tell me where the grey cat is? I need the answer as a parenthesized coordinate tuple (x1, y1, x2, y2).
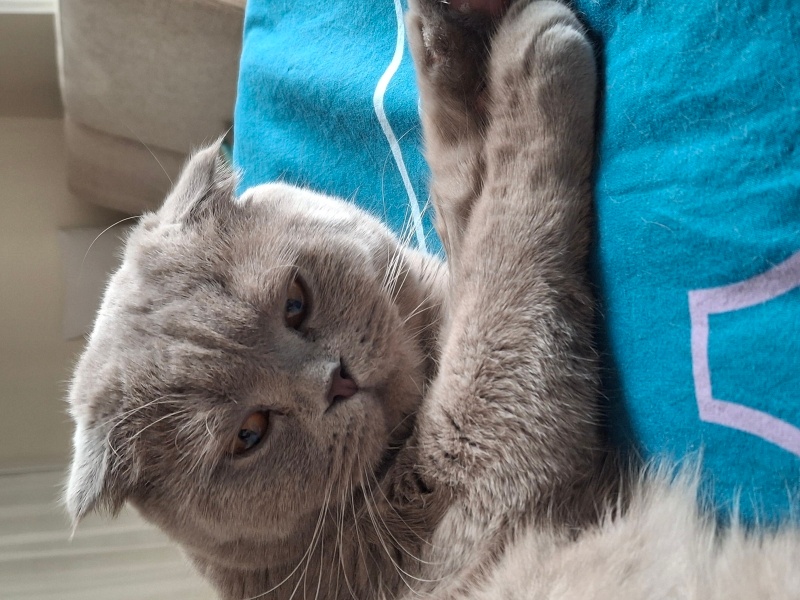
(65, 1, 799, 599)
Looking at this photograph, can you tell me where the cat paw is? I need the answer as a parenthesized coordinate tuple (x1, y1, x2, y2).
(483, 1, 597, 193)
(407, 0, 511, 258)
(488, 1, 595, 113)
(407, 0, 505, 121)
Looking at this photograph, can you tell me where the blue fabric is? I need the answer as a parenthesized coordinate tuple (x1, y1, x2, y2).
(234, 0, 800, 521)
(576, 0, 800, 520)
(234, 0, 438, 252)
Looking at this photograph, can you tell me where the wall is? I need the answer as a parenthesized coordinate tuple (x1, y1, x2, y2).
(0, 13, 122, 468)
(0, 117, 124, 468)
(0, 12, 62, 118)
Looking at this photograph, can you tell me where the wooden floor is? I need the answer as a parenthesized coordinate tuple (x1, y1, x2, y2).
(0, 468, 215, 599)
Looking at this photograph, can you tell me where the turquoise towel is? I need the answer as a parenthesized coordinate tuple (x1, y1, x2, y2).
(234, 0, 438, 252)
(233, 0, 800, 521)
(579, 0, 800, 519)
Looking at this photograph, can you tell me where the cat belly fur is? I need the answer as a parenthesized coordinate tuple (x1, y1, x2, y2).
(472, 480, 800, 600)
(417, 472, 800, 600)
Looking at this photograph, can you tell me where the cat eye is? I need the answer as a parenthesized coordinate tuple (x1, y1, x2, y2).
(285, 277, 309, 329)
(231, 411, 270, 456)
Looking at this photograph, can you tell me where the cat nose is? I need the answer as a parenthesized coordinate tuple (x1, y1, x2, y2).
(327, 363, 358, 407)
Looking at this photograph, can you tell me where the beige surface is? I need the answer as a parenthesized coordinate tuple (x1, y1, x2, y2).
(0, 116, 121, 467)
(57, 0, 244, 213)
(59, 0, 242, 153)
(0, 14, 62, 118)
(0, 468, 215, 599)
(64, 116, 186, 214)
(213, 0, 247, 7)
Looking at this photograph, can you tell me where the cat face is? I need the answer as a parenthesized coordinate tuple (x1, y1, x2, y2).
(66, 144, 441, 566)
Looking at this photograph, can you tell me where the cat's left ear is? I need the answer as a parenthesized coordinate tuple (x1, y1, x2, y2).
(65, 418, 134, 527)
(158, 137, 238, 225)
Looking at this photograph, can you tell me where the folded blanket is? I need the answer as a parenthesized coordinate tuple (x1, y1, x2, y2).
(233, 0, 800, 521)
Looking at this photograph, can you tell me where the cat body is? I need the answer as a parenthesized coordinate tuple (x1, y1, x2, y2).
(65, 1, 799, 599)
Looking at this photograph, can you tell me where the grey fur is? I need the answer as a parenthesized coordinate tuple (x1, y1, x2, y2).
(65, 2, 799, 599)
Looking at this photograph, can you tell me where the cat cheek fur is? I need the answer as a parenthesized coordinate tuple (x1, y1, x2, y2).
(64, 140, 234, 525)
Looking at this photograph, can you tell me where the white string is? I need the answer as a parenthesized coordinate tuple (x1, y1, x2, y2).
(373, 0, 428, 252)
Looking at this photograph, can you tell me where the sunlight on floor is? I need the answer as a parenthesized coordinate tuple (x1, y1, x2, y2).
(0, 469, 215, 599)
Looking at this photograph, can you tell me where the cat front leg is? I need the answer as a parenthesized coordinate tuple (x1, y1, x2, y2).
(414, 0, 601, 587)
(407, 0, 504, 258)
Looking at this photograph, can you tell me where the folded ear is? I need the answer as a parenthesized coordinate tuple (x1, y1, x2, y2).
(158, 137, 237, 225)
(65, 419, 132, 526)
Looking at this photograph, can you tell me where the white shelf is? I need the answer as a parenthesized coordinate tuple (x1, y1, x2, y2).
(0, 0, 56, 14)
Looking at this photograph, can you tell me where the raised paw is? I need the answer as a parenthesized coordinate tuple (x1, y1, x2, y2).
(407, 0, 512, 259)
(483, 1, 597, 184)
(407, 0, 507, 132)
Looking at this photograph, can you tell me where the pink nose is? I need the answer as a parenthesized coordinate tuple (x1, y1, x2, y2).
(327, 365, 358, 406)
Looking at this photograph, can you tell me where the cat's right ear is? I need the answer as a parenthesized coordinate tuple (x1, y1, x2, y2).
(158, 138, 237, 225)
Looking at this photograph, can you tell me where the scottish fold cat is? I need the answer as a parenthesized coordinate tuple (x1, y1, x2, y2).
(65, 1, 799, 598)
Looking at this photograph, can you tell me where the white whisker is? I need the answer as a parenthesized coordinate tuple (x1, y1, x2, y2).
(79, 215, 141, 276)
(245, 483, 334, 600)
(359, 461, 430, 595)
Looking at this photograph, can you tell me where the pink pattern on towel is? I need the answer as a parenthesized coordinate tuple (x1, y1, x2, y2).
(688, 251, 800, 457)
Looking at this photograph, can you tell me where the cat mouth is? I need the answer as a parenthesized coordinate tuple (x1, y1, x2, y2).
(373, 444, 402, 482)
(372, 412, 416, 483)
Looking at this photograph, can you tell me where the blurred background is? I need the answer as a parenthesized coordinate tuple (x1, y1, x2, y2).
(0, 0, 243, 596)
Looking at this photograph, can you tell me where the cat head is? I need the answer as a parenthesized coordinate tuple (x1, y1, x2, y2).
(65, 143, 442, 567)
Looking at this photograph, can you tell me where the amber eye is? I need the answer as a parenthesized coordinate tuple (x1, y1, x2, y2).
(285, 277, 308, 329)
(231, 411, 270, 455)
